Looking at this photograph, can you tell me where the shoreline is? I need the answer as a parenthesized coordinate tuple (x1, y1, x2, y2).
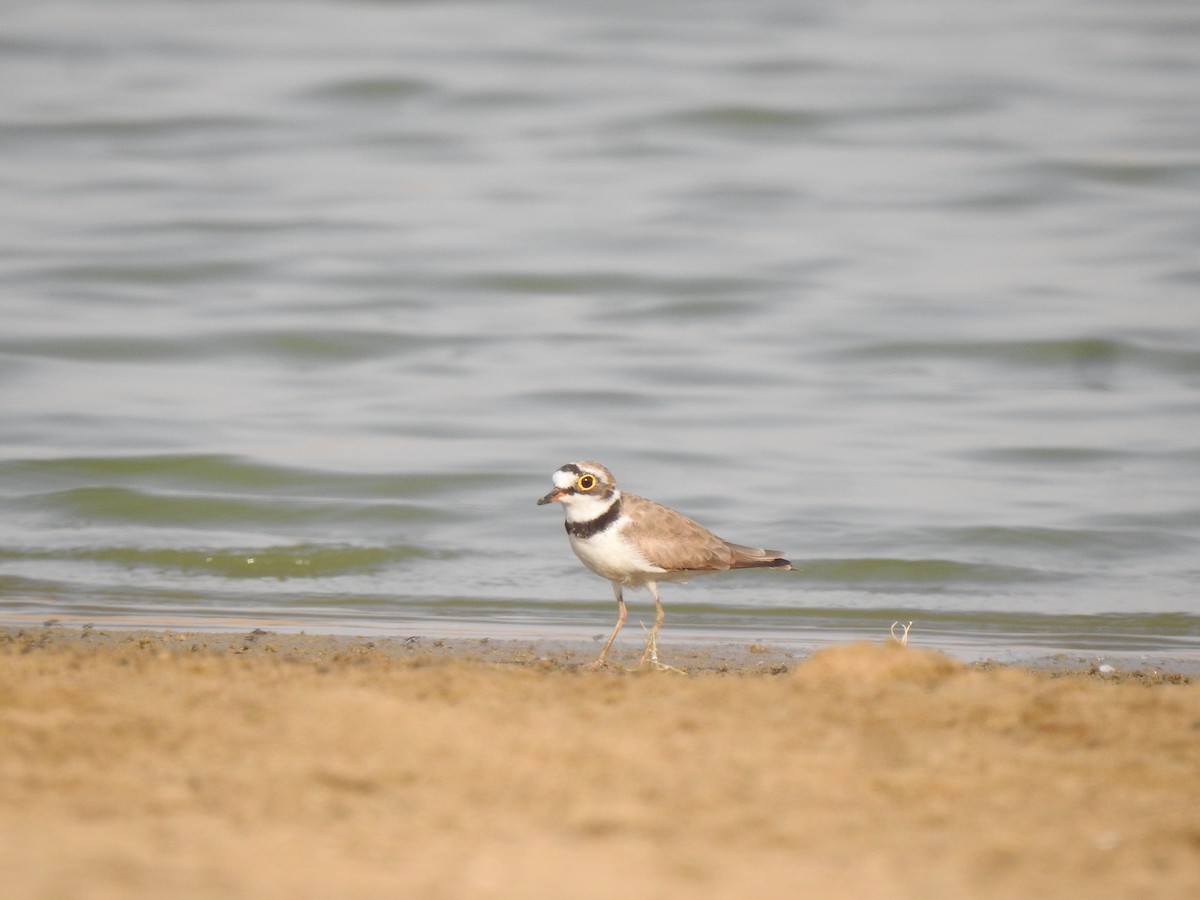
(4, 614, 1199, 678)
(5, 623, 804, 676)
(3, 625, 1198, 898)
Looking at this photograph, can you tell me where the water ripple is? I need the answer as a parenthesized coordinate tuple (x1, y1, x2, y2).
(835, 338, 1200, 375)
(0, 455, 501, 498)
(0, 544, 430, 580)
(793, 558, 1063, 587)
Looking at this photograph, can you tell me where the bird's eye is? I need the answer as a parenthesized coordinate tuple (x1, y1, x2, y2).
(577, 474, 597, 491)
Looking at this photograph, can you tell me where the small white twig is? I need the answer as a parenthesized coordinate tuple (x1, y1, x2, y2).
(890, 620, 913, 646)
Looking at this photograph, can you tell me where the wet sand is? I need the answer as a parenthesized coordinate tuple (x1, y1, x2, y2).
(2, 625, 1198, 898)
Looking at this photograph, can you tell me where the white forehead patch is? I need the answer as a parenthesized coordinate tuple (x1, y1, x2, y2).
(552, 467, 578, 489)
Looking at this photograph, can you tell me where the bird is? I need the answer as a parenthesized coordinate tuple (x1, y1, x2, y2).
(537, 460, 791, 668)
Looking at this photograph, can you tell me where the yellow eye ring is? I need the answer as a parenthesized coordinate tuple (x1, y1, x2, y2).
(577, 474, 597, 491)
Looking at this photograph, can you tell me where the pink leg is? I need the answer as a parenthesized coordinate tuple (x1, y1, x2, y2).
(587, 582, 627, 668)
(638, 582, 665, 665)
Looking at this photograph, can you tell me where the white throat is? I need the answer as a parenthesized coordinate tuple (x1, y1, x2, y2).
(560, 489, 621, 523)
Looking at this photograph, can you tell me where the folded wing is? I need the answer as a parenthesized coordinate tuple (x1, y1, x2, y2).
(620, 493, 791, 572)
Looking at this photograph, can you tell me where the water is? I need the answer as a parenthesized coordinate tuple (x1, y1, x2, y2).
(2, 0, 1198, 662)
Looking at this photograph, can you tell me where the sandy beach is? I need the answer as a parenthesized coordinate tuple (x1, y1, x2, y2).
(2, 625, 1198, 899)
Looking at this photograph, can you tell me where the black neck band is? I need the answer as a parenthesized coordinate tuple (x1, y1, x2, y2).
(565, 497, 621, 539)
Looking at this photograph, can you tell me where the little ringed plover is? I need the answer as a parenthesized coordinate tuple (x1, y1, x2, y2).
(538, 460, 791, 668)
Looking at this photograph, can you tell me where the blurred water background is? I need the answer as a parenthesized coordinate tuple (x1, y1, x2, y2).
(2, 0, 1198, 662)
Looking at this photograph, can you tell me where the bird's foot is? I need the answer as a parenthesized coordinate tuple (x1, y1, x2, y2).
(638, 627, 686, 674)
(638, 626, 658, 667)
(643, 659, 686, 674)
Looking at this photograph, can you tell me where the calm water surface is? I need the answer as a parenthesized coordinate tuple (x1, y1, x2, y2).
(2, 1, 1198, 661)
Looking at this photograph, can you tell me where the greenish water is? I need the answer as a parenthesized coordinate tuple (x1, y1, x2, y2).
(1, 0, 1198, 661)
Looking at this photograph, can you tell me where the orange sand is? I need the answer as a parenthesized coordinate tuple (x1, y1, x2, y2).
(1, 627, 1197, 898)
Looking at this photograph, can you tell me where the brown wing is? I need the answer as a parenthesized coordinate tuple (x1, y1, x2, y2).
(722, 542, 792, 570)
(620, 493, 790, 573)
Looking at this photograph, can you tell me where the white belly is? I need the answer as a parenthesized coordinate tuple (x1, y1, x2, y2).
(568, 525, 666, 585)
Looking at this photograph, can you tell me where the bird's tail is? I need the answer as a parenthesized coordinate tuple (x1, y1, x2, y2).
(725, 543, 792, 570)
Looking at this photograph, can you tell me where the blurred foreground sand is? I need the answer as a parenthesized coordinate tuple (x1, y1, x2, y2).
(2, 627, 1198, 898)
